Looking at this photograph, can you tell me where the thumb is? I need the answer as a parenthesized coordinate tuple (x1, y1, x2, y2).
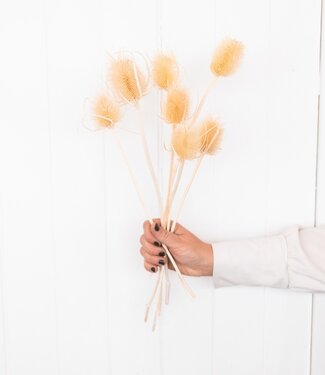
(151, 222, 178, 248)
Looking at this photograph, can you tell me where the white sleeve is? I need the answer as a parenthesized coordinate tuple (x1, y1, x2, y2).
(211, 225, 325, 293)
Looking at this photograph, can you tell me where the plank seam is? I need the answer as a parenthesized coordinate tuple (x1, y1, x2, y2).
(42, 1, 61, 374)
(310, 1, 324, 374)
(0, 176, 8, 375)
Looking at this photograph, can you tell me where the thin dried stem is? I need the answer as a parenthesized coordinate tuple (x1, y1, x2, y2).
(112, 129, 151, 219)
(165, 158, 184, 231)
(170, 127, 222, 233)
(171, 156, 203, 233)
(162, 150, 176, 229)
(135, 104, 163, 216)
(188, 77, 217, 128)
(144, 266, 163, 322)
(161, 243, 195, 298)
(164, 262, 170, 305)
(152, 267, 164, 331)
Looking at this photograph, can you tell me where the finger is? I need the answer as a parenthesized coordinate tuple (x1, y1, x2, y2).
(144, 260, 158, 273)
(150, 221, 179, 247)
(140, 236, 166, 256)
(143, 220, 159, 244)
(140, 247, 166, 266)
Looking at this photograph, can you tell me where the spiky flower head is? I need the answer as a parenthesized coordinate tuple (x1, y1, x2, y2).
(172, 125, 201, 160)
(92, 94, 121, 128)
(210, 38, 244, 77)
(163, 87, 189, 125)
(199, 118, 224, 155)
(108, 57, 148, 103)
(152, 53, 179, 90)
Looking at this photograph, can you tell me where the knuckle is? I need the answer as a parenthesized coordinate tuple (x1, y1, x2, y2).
(148, 254, 157, 265)
(145, 244, 154, 255)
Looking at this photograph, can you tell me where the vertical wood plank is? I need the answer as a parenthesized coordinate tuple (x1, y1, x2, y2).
(0, 176, 7, 375)
(0, 1, 57, 374)
(312, 1, 325, 374)
(263, 1, 320, 374)
(211, 1, 270, 374)
(44, 0, 112, 373)
(101, 1, 161, 374)
(159, 1, 215, 374)
(317, 0, 325, 226)
(211, 1, 320, 374)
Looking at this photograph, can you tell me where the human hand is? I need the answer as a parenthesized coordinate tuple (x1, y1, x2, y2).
(139, 219, 213, 276)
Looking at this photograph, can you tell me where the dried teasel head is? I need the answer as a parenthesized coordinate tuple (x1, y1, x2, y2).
(163, 87, 189, 125)
(108, 57, 148, 103)
(210, 38, 244, 77)
(92, 94, 121, 128)
(171, 125, 201, 160)
(152, 53, 179, 90)
(199, 118, 224, 155)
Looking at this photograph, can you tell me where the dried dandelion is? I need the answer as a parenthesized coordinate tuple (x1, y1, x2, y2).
(163, 87, 189, 125)
(210, 38, 244, 77)
(108, 57, 148, 103)
(200, 118, 224, 155)
(152, 53, 179, 90)
(92, 94, 121, 128)
(172, 125, 201, 160)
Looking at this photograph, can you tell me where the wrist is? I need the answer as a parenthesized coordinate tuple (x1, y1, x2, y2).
(199, 242, 213, 276)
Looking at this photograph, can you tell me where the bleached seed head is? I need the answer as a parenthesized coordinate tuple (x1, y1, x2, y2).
(210, 38, 244, 77)
(93, 94, 121, 128)
(108, 58, 148, 103)
(163, 87, 189, 125)
(199, 118, 224, 155)
(152, 53, 179, 90)
(172, 125, 201, 160)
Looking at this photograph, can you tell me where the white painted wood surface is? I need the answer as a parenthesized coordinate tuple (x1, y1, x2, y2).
(212, 1, 320, 375)
(0, 0, 324, 375)
(312, 1, 325, 374)
(0, 1, 57, 374)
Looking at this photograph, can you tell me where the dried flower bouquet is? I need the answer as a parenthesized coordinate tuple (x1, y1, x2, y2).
(85, 38, 244, 331)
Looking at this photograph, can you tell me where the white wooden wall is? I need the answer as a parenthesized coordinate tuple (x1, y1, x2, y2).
(0, 0, 324, 374)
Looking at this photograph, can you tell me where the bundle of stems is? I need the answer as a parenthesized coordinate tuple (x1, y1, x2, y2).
(86, 39, 244, 331)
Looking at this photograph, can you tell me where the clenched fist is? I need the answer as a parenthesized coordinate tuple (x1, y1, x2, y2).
(139, 219, 213, 276)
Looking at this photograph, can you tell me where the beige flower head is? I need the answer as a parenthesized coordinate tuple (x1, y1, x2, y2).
(163, 87, 189, 125)
(199, 118, 224, 155)
(152, 53, 179, 90)
(210, 38, 244, 77)
(172, 125, 201, 160)
(108, 57, 148, 103)
(93, 94, 121, 128)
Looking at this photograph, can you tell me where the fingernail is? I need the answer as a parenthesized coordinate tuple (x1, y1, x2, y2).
(158, 251, 166, 257)
(159, 260, 165, 266)
(153, 241, 161, 247)
(154, 223, 160, 231)
(151, 267, 156, 273)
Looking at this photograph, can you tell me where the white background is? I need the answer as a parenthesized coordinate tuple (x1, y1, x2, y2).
(0, 0, 324, 374)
